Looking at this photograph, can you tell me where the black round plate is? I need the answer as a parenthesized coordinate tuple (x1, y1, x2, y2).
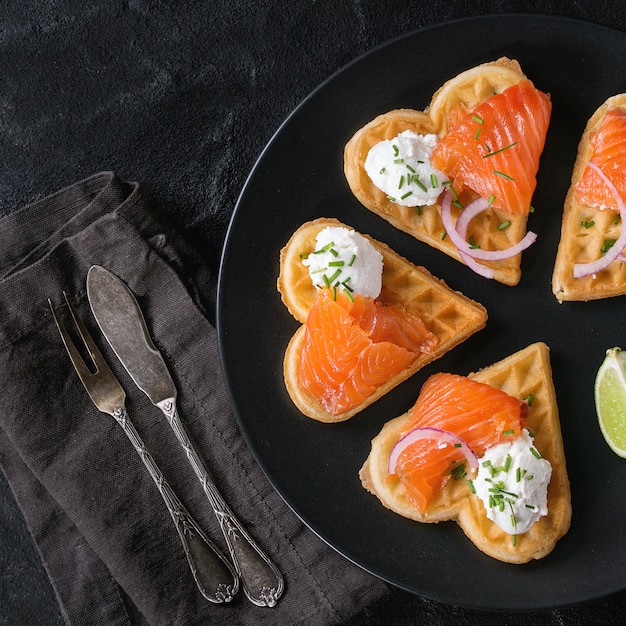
(217, 15, 626, 610)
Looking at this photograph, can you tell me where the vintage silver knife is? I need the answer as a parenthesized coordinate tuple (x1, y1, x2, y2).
(86, 265, 284, 608)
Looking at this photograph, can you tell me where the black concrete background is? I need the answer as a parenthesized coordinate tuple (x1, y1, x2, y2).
(2, 2, 626, 624)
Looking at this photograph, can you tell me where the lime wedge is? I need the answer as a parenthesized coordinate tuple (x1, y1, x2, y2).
(595, 347, 626, 457)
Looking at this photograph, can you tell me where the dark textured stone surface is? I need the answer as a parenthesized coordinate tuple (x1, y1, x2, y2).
(2, 1, 626, 624)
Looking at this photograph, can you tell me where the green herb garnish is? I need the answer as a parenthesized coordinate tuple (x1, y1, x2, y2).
(483, 142, 518, 158)
(494, 170, 515, 181)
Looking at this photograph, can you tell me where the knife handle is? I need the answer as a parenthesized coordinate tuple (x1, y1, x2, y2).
(111, 406, 239, 603)
(159, 400, 284, 608)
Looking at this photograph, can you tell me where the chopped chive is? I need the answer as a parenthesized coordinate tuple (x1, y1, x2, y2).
(343, 287, 354, 302)
(525, 504, 536, 510)
(529, 205, 535, 213)
(327, 268, 342, 283)
(516, 467, 521, 482)
(512, 534, 517, 547)
(387, 195, 396, 202)
(526, 394, 534, 407)
(472, 114, 484, 124)
(416, 206, 422, 216)
(502, 429, 515, 435)
(328, 260, 344, 267)
(379, 166, 386, 174)
(300, 253, 309, 259)
(467, 479, 476, 494)
(494, 170, 515, 181)
(526, 429, 535, 438)
(498, 220, 511, 230)
(441, 231, 447, 241)
(394, 158, 405, 164)
(323, 274, 330, 288)
(451, 463, 467, 480)
(452, 200, 464, 209)
(313, 241, 335, 254)
(430, 173, 439, 188)
(392, 144, 399, 156)
(530, 447, 542, 460)
(454, 443, 462, 448)
(581, 219, 595, 228)
(348, 254, 356, 266)
(601, 239, 616, 255)
(474, 127, 482, 140)
(414, 177, 428, 192)
(504, 454, 512, 472)
(406, 164, 416, 173)
(488, 194, 496, 206)
(342, 281, 353, 292)
(482, 142, 518, 158)
(329, 247, 339, 257)
(398, 174, 405, 189)
(400, 191, 413, 200)
(468, 236, 480, 250)
(332, 285, 337, 300)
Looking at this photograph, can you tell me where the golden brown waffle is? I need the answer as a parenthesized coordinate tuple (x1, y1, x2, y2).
(278, 218, 488, 423)
(344, 58, 538, 287)
(552, 95, 626, 301)
(360, 342, 571, 563)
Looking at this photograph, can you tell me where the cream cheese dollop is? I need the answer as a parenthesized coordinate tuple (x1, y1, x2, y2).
(364, 130, 446, 207)
(473, 429, 552, 535)
(301, 226, 383, 298)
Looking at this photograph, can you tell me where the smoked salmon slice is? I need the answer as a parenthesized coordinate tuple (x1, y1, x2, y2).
(575, 107, 626, 211)
(431, 80, 551, 216)
(391, 373, 526, 513)
(298, 289, 438, 416)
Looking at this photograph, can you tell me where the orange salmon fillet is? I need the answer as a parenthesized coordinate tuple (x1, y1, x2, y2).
(298, 289, 438, 416)
(575, 107, 626, 211)
(431, 80, 551, 215)
(392, 373, 526, 513)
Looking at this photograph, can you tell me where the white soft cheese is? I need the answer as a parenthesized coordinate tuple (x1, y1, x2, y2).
(473, 429, 552, 535)
(364, 130, 446, 207)
(301, 226, 383, 298)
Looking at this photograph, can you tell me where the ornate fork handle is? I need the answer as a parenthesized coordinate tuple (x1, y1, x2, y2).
(112, 406, 239, 604)
(159, 400, 284, 607)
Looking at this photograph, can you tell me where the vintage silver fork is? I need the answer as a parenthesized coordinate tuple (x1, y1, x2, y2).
(48, 292, 239, 604)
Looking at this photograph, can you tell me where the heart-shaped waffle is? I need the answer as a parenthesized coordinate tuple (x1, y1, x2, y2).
(360, 342, 571, 563)
(277, 218, 488, 422)
(344, 58, 550, 286)
(552, 94, 626, 301)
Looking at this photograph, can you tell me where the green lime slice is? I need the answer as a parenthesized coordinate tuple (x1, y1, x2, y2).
(595, 347, 626, 458)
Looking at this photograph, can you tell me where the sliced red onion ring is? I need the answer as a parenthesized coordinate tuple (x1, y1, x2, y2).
(440, 190, 537, 266)
(573, 162, 626, 279)
(452, 196, 495, 279)
(388, 426, 478, 475)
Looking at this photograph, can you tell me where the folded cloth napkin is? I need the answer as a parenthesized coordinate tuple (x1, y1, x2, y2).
(0, 172, 388, 625)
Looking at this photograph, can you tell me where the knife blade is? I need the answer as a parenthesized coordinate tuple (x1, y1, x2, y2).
(86, 265, 284, 607)
(86, 265, 176, 406)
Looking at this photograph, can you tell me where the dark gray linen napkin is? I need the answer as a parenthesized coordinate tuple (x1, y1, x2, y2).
(0, 172, 387, 625)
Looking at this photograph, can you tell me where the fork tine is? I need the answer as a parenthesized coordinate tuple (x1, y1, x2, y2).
(48, 294, 97, 384)
(49, 293, 125, 414)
